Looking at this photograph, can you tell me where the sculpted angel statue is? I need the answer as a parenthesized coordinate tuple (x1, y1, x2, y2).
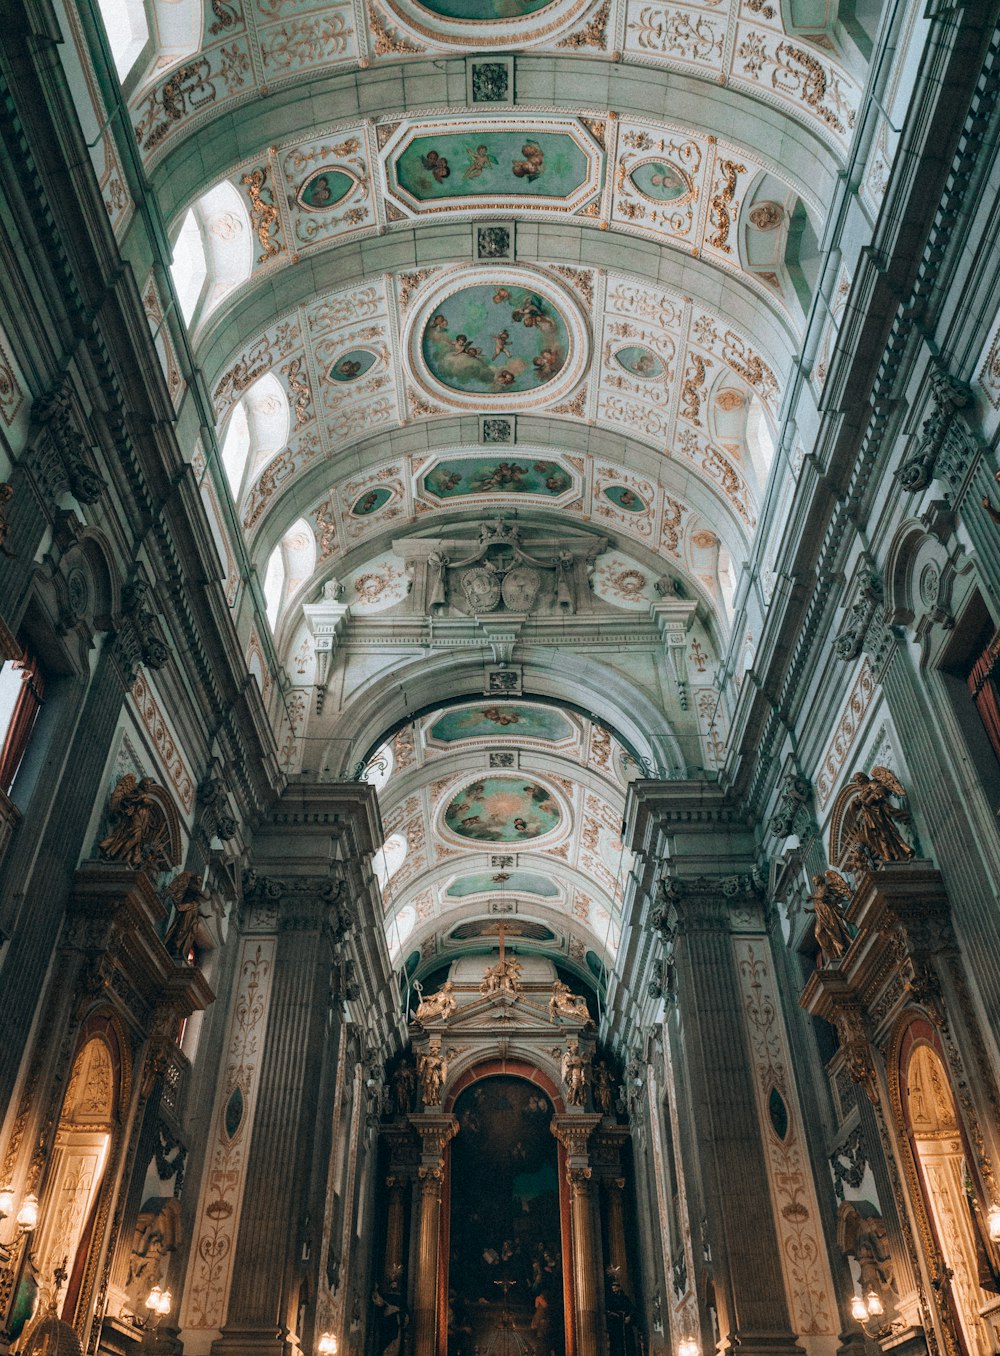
(548, 979, 592, 1025)
(810, 870, 854, 965)
(163, 871, 210, 960)
(413, 979, 457, 1025)
(99, 774, 167, 869)
(845, 767, 914, 865)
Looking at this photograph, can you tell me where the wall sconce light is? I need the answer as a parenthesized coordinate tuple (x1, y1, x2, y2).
(317, 1333, 338, 1356)
(145, 1286, 172, 1319)
(988, 1204, 1000, 1243)
(677, 1338, 699, 1356)
(851, 1289, 885, 1336)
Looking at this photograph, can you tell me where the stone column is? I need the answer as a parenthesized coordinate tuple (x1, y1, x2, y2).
(666, 877, 803, 1356)
(383, 1175, 406, 1286)
(605, 1177, 630, 1296)
(214, 877, 348, 1356)
(553, 1116, 603, 1356)
(408, 1115, 457, 1356)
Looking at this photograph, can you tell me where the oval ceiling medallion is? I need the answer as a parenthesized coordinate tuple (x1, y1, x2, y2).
(380, 0, 591, 46)
(416, 0, 556, 14)
(613, 345, 665, 381)
(329, 348, 377, 383)
(351, 486, 393, 516)
(444, 777, 561, 843)
(408, 266, 588, 411)
(603, 484, 647, 513)
(768, 1086, 790, 1140)
(296, 167, 357, 213)
(423, 284, 570, 395)
(628, 158, 693, 204)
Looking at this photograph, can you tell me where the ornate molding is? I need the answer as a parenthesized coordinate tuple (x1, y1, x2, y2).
(895, 365, 977, 494)
(32, 379, 107, 506)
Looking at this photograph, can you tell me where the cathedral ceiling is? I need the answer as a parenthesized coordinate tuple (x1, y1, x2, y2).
(116, 0, 869, 972)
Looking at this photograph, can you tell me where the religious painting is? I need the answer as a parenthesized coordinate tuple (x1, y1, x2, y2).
(296, 167, 357, 212)
(628, 158, 692, 203)
(444, 777, 561, 842)
(395, 131, 588, 201)
(613, 345, 665, 380)
(328, 348, 377, 382)
(351, 486, 392, 516)
(418, 0, 556, 16)
(602, 483, 648, 513)
(421, 285, 570, 394)
(423, 457, 572, 498)
(430, 702, 572, 742)
(445, 870, 560, 898)
(448, 1076, 564, 1356)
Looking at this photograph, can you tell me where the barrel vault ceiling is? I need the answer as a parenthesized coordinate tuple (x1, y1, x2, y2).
(109, 0, 878, 988)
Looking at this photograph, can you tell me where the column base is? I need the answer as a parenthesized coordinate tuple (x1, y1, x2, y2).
(722, 1331, 805, 1356)
(212, 1328, 302, 1356)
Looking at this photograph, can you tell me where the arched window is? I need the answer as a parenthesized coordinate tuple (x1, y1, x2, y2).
(0, 651, 44, 794)
(373, 832, 407, 893)
(263, 546, 285, 630)
(745, 395, 775, 489)
(221, 402, 251, 498)
(95, 0, 149, 79)
(386, 902, 417, 958)
(171, 210, 207, 325)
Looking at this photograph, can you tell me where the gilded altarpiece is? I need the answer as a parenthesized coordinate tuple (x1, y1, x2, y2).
(802, 862, 1000, 1356)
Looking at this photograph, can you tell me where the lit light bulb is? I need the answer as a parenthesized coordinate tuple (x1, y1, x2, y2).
(850, 1295, 868, 1324)
(15, 1193, 38, 1232)
(866, 1290, 883, 1318)
(988, 1204, 1000, 1243)
(0, 1186, 14, 1219)
(678, 1339, 699, 1356)
(145, 1286, 164, 1313)
(317, 1333, 338, 1356)
(157, 1290, 173, 1316)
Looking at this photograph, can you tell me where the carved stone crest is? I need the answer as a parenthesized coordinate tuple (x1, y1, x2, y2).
(461, 566, 501, 613)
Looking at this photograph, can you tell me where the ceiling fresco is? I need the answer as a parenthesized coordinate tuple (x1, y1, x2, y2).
(209, 265, 771, 553)
(102, 0, 887, 972)
(129, 4, 861, 173)
(361, 699, 642, 968)
(443, 777, 563, 844)
(421, 283, 571, 396)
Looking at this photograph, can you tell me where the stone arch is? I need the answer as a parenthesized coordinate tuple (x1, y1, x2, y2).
(317, 649, 684, 782)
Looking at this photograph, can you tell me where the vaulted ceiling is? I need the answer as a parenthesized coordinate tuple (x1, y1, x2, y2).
(107, 0, 878, 989)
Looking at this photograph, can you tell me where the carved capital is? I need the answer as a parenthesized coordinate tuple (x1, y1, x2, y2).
(33, 380, 107, 506)
(895, 364, 976, 493)
(768, 772, 813, 839)
(566, 1164, 592, 1196)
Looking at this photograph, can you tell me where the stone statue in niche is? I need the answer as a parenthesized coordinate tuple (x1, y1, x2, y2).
(809, 870, 854, 965)
(163, 871, 211, 960)
(427, 552, 449, 611)
(418, 1041, 447, 1105)
(554, 549, 575, 612)
(99, 775, 169, 871)
(548, 979, 591, 1025)
(593, 1060, 614, 1116)
(124, 1196, 182, 1316)
(836, 1200, 896, 1302)
(391, 1058, 416, 1116)
(561, 1038, 590, 1107)
(842, 767, 913, 867)
(412, 979, 457, 1024)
